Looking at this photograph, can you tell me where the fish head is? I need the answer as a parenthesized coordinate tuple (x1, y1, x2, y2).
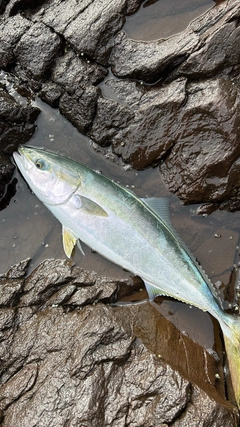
(13, 145, 81, 205)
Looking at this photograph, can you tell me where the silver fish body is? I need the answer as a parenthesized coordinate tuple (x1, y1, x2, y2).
(13, 145, 240, 408)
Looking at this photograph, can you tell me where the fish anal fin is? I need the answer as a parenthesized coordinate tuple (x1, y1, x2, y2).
(62, 226, 77, 258)
(144, 281, 170, 302)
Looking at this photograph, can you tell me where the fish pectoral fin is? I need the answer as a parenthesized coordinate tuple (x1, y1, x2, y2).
(73, 195, 108, 217)
(62, 226, 77, 258)
(144, 281, 170, 302)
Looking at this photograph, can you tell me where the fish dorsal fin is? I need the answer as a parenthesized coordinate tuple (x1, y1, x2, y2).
(72, 194, 108, 217)
(62, 226, 77, 258)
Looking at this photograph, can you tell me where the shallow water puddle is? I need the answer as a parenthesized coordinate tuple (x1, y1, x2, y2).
(124, 0, 213, 41)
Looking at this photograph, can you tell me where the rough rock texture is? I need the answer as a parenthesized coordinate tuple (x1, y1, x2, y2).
(14, 22, 62, 79)
(90, 78, 187, 165)
(50, 49, 106, 132)
(0, 259, 238, 426)
(0, 82, 40, 204)
(27, 0, 142, 66)
(0, 15, 31, 69)
(160, 78, 240, 207)
(110, 0, 240, 82)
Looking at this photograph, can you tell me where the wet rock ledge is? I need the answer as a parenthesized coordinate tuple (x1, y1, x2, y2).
(0, 259, 238, 427)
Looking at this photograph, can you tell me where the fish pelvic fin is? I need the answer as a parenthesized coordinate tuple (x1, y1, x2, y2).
(62, 226, 77, 258)
(222, 315, 240, 409)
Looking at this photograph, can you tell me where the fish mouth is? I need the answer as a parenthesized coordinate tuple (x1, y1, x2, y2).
(13, 145, 33, 172)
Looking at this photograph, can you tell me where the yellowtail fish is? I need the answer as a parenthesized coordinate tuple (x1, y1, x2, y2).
(13, 145, 240, 408)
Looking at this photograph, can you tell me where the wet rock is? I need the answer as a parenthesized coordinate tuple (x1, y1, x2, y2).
(14, 22, 63, 79)
(172, 386, 237, 427)
(48, 49, 107, 127)
(59, 85, 100, 134)
(88, 94, 136, 147)
(4, 258, 30, 279)
(19, 258, 118, 308)
(160, 78, 240, 208)
(110, 30, 198, 83)
(0, 259, 238, 426)
(38, 81, 63, 107)
(0, 278, 23, 307)
(110, 0, 240, 83)
(4, 0, 45, 17)
(0, 15, 31, 69)
(176, 20, 240, 79)
(51, 50, 108, 94)
(91, 78, 186, 166)
(0, 85, 40, 201)
(0, 158, 14, 206)
(30, 0, 142, 66)
(0, 363, 38, 409)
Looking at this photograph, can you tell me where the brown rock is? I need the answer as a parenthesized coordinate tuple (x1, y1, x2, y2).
(0, 260, 238, 426)
(110, 0, 240, 82)
(160, 78, 240, 208)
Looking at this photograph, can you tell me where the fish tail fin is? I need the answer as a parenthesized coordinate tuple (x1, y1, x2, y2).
(221, 314, 240, 408)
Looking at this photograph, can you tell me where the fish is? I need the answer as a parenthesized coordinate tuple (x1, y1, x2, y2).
(13, 145, 240, 408)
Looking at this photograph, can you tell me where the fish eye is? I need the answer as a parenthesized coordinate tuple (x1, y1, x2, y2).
(35, 159, 46, 170)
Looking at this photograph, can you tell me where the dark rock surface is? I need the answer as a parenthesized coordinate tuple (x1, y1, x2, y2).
(0, 15, 31, 69)
(0, 82, 40, 204)
(0, 259, 238, 426)
(14, 21, 62, 79)
(94, 78, 187, 166)
(160, 77, 240, 208)
(28, 0, 142, 66)
(110, 0, 240, 82)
